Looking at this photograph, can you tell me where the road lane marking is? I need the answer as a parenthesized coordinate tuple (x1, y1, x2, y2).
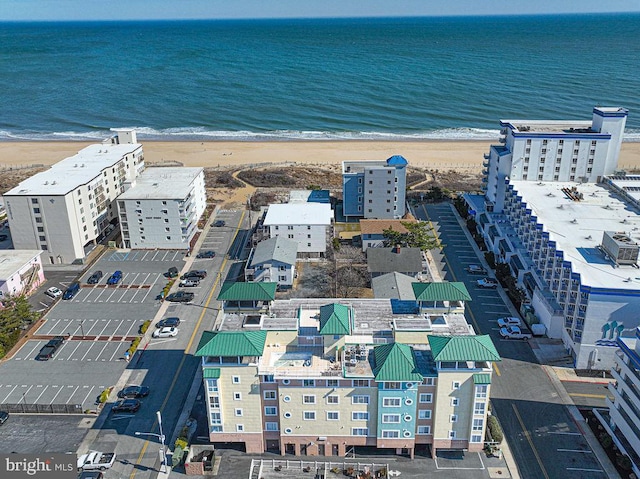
(557, 449, 593, 453)
(566, 467, 603, 472)
(548, 431, 582, 435)
(512, 403, 550, 479)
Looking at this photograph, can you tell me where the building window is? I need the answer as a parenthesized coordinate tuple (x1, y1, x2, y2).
(234, 392, 242, 400)
(235, 409, 243, 417)
(232, 376, 240, 384)
(39, 235, 46, 241)
(472, 418, 484, 431)
(206, 379, 218, 393)
(288, 234, 294, 239)
(384, 382, 401, 390)
(303, 411, 316, 421)
(450, 415, 458, 423)
(423, 378, 434, 386)
(265, 422, 279, 431)
(419, 393, 433, 403)
(352, 412, 369, 420)
(33, 207, 40, 214)
(471, 434, 483, 443)
(31, 198, 38, 204)
(303, 395, 316, 404)
(37, 227, 44, 232)
(236, 424, 244, 432)
(382, 430, 400, 438)
(352, 395, 369, 404)
(327, 412, 339, 420)
(452, 382, 460, 390)
(352, 380, 369, 387)
(382, 414, 400, 423)
(449, 430, 456, 439)
(418, 410, 431, 420)
(417, 426, 431, 435)
(327, 395, 339, 404)
(264, 391, 276, 400)
(327, 379, 339, 387)
(262, 375, 275, 383)
(162, 209, 168, 214)
(303, 379, 315, 387)
(35, 218, 42, 223)
(474, 402, 486, 415)
(264, 406, 277, 416)
(352, 428, 368, 436)
(383, 398, 401, 407)
(451, 398, 459, 406)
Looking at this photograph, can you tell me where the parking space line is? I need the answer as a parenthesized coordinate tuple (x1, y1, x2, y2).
(105, 288, 120, 302)
(49, 385, 64, 405)
(21, 385, 34, 403)
(83, 319, 100, 336)
(65, 385, 80, 404)
(81, 385, 97, 407)
(566, 467, 603, 473)
(33, 384, 49, 403)
(548, 431, 582, 436)
(22, 341, 44, 360)
(96, 320, 111, 338)
(111, 319, 125, 339)
(67, 341, 83, 359)
(140, 275, 160, 302)
(91, 287, 108, 302)
(80, 344, 96, 361)
(2, 385, 18, 403)
(109, 346, 122, 362)
(95, 342, 110, 361)
(118, 287, 131, 303)
(140, 251, 151, 261)
(151, 251, 160, 261)
(123, 320, 139, 337)
(557, 449, 593, 453)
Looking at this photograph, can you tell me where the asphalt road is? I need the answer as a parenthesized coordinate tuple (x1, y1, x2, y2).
(416, 202, 608, 479)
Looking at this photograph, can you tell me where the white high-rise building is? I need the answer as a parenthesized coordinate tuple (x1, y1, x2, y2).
(117, 167, 206, 250)
(3, 130, 144, 264)
(484, 107, 627, 211)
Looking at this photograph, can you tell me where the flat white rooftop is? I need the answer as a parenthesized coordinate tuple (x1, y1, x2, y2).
(342, 159, 388, 174)
(510, 180, 640, 290)
(118, 167, 203, 200)
(502, 120, 596, 135)
(5, 143, 142, 196)
(0, 250, 42, 279)
(263, 203, 333, 226)
(608, 175, 640, 204)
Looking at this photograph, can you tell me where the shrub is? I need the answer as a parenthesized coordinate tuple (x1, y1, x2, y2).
(98, 387, 112, 403)
(332, 237, 341, 251)
(617, 454, 633, 471)
(487, 415, 504, 444)
(484, 251, 496, 269)
(600, 433, 613, 449)
(127, 337, 141, 355)
(175, 437, 188, 450)
(140, 320, 152, 334)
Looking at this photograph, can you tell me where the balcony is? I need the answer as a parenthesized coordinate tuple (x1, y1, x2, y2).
(258, 345, 342, 379)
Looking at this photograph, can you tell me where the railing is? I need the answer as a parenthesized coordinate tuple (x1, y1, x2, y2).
(1, 403, 83, 414)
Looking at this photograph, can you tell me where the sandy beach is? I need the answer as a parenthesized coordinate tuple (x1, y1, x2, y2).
(1, 140, 639, 171)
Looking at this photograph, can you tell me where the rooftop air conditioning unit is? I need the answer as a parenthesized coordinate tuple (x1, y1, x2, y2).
(601, 231, 639, 266)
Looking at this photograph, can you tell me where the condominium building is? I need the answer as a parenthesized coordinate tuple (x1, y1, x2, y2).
(483, 107, 627, 212)
(3, 129, 144, 264)
(342, 156, 408, 220)
(197, 283, 500, 459)
(262, 203, 333, 257)
(0, 250, 44, 298)
(600, 327, 640, 476)
(116, 167, 205, 250)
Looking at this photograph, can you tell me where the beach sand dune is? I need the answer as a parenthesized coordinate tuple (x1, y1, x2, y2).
(1, 140, 638, 171)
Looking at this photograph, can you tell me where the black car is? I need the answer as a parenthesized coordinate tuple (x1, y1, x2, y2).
(87, 270, 103, 284)
(196, 250, 216, 259)
(180, 270, 207, 280)
(165, 292, 194, 303)
(212, 220, 226, 227)
(164, 266, 179, 278)
(111, 399, 141, 413)
(117, 385, 150, 399)
(78, 472, 103, 479)
(0, 411, 9, 425)
(156, 317, 181, 328)
(36, 346, 57, 361)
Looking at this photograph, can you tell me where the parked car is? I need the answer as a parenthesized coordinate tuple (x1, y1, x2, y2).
(45, 286, 63, 298)
(156, 317, 181, 328)
(76, 452, 116, 472)
(164, 266, 179, 278)
(87, 270, 103, 284)
(63, 282, 81, 300)
(45, 335, 66, 349)
(179, 279, 200, 287)
(36, 335, 66, 360)
(499, 325, 531, 340)
(476, 278, 498, 289)
(497, 316, 522, 328)
(111, 399, 141, 413)
(196, 250, 216, 259)
(212, 220, 226, 227)
(180, 270, 207, 280)
(106, 271, 123, 285)
(0, 411, 9, 425)
(117, 385, 150, 399)
(152, 327, 178, 338)
(166, 292, 194, 303)
(78, 471, 104, 479)
(466, 264, 488, 275)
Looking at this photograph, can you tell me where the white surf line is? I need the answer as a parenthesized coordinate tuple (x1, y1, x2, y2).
(80, 385, 96, 407)
(65, 385, 80, 404)
(2, 385, 18, 403)
(48, 385, 64, 405)
(33, 384, 49, 403)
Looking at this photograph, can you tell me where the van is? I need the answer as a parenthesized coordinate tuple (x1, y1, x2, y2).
(63, 282, 80, 300)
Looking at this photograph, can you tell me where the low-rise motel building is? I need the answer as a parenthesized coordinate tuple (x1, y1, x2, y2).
(196, 281, 500, 458)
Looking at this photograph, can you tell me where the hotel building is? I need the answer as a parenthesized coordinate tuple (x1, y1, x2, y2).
(196, 283, 500, 459)
(342, 156, 408, 221)
(466, 107, 639, 370)
(3, 129, 144, 264)
(116, 167, 206, 250)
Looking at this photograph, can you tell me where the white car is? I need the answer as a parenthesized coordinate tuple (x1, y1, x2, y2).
(499, 325, 531, 340)
(152, 327, 178, 338)
(179, 279, 200, 287)
(45, 287, 63, 298)
(497, 316, 522, 328)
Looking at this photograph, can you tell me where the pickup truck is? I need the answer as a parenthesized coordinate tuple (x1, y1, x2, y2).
(476, 278, 498, 289)
(77, 451, 116, 471)
(499, 325, 532, 340)
(36, 335, 66, 361)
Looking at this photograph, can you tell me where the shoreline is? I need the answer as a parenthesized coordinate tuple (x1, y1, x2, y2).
(1, 140, 639, 171)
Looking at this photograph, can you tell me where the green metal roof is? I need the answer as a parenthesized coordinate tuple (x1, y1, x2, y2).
(319, 303, 351, 336)
(412, 282, 471, 302)
(373, 343, 423, 382)
(217, 282, 277, 301)
(473, 373, 492, 385)
(195, 330, 267, 357)
(428, 335, 501, 362)
(203, 368, 221, 379)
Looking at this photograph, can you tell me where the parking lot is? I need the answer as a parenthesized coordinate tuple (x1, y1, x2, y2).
(0, 248, 190, 411)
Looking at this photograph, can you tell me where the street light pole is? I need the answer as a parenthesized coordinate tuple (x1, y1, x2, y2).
(134, 410, 168, 473)
(80, 319, 85, 338)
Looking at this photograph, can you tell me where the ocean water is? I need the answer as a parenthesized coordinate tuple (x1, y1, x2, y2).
(0, 14, 639, 141)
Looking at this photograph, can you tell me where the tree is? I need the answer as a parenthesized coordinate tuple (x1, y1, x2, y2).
(382, 221, 440, 251)
(0, 295, 40, 359)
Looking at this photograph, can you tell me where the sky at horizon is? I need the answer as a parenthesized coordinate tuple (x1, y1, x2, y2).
(1, 0, 640, 22)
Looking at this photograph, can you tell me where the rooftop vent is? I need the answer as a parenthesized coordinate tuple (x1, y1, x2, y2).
(601, 231, 639, 266)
